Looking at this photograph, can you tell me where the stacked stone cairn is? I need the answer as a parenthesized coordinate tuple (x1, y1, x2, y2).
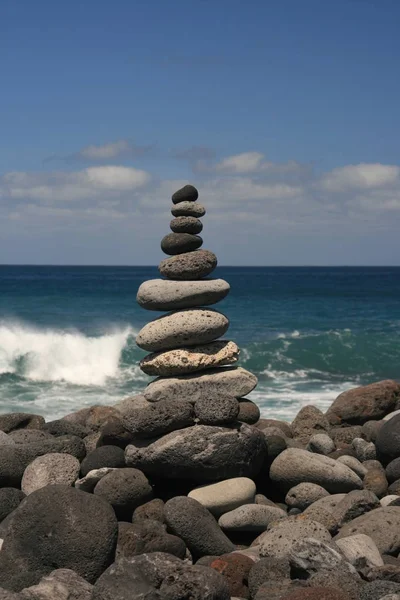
(3, 189, 400, 598)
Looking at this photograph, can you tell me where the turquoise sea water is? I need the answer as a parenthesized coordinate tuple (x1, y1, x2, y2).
(1, 265, 400, 421)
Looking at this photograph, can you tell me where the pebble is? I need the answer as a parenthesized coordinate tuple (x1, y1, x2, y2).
(139, 340, 239, 376)
(143, 366, 258, 403)
(161, 232, 203, 255)
(93, 468, 153, 520)
(352, 438, 377, 461)
(21, 452, 80, 495)
(337, 455, 368, 478)
(188, 477, 256, 517)
(255, 518, 331, 559)
(74, 467, 118, 493)
(159, 249, 217, 280)
(165, 496, 234, 559)
(219, 504, 287, 532)
(285, 482, 330, 510)
(80, 445, 125, 476)
(117, 519, 186, 560)
(170, 216, 203, 234)
(171, 201, 206, 217)
(125, 423, 267, 482)
(137, 278, 230, 311)
(307, 433, 336, 455)
(136, 308, 229, 352)
(270, 448, 363, 493)
(381, 495, 400, 507)
(237, 398, 261, 424)
(335, 534, 384, 570)
(172, 184, 199, 203)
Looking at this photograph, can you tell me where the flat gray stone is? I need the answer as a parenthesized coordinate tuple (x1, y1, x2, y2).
(122, 398, 194, 439)
(170, 216, 203, 234)
(158, 249, 217, 280)
(270, 449, 363, 493)
(218, 504, 286, 532)
(171, 201, 206, 217)
(125, 423, 267, 483)
(335, 534, 384, 570)
(255, 518, 331, 559)
(136, 308, 229, 352)
(139, 341, 239, 376)
(335, 507, 400, 555)
(188, 478, 256, 517)
(144, 366, 258, 403)
(137, 278, 230, 312)
(285, 482, 330, 510)
(21, 453, 80, 495)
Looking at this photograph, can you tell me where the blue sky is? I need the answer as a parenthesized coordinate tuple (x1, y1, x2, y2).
(1, 0, 400, 265)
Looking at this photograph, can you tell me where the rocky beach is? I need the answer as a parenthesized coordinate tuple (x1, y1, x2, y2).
(1, 186, 400, 600)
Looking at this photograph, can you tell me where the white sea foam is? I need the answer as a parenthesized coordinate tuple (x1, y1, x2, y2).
(0, 321, 135, 386)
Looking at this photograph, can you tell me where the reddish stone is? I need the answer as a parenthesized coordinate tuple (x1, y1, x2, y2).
(210, 553, 253, 598)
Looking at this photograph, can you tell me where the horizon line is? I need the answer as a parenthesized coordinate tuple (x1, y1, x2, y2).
(1, 264, 400, 269)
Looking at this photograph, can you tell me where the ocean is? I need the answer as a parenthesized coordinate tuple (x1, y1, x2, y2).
(1, 265, 400, 422)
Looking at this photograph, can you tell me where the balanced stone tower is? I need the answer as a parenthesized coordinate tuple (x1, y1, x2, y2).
(125, 185, 267, 482)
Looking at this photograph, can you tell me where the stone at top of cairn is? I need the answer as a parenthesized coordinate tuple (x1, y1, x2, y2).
(129, 184, 264, 482)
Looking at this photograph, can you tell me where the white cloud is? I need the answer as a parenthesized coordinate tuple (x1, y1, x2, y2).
(319, 163, 400, 192)
(216, 152, 265, 173)
(79, 140, 131, 160)
(1, 166, 150, 203)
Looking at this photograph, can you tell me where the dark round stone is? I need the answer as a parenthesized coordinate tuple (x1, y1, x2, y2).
(0, 485, 117, 584)
(132, 498, 166, 524)
(80, 445, 126, 477)
(159, 249, 217, 281)
(238, 398, 261, 424)
(0, 413, 45, 433)
(0, 488, 25, 523)
(376, 414, 400, 463)
(93, 468, 153, 520)
(170, 217, 203, 235)
(97, 416, 134, 449)
(117, 519, 186, 559)
(161, 233, 203, 256)
(386, 457, 400, 483)
(172, 184, 199, 204)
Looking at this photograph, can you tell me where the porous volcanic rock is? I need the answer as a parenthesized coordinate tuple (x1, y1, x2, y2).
(158, 249, 217, 280)
(171, 201, 206, 217)
(170, 216, 203, 234)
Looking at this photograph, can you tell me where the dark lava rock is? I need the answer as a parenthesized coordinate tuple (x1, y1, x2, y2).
(291, 405, 330, 442)
(92, 552, 230, 600)
(125, 423, 267, 483)
(122, 398, 194, 439)
(172, 184, 199, 204)
(194, 395, 239, 425)
(362, 420, 384, 443)
(0, 485, 117, 585)
(308, 568, 363, 600)
(0, 413, 45, 433)
(43, 419, 89, 438)
(80, 445, 125, 477)
(97, 416, 135, 449)
(132, 498, 165, 524)
(386, 457, 400, 483)
(94, 468, 153, 520)
(282, 588, 351, 600)
(331, 427, 363, 447)
(170, 216, 203, 234)
(326, 380, 400, 426)
(7, 429, 53, 444)
(165, 496, 235, 559)
(388, 479, 400, 495)
(159, 249, 217, 281)
(0, 448, 28, 487)
(0, 489, 25, 523)
(359, 580, 400, 599)
(248, 556, 290, 597)
(377, 414, 400, 463)
(161, 233, 203, 256)
(117, 519, 186, 559)
(62, 405, 119, 432)
(256, 419, 293, 437)
(238, 398, 261, 424)
(210, 553, 254, 598)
